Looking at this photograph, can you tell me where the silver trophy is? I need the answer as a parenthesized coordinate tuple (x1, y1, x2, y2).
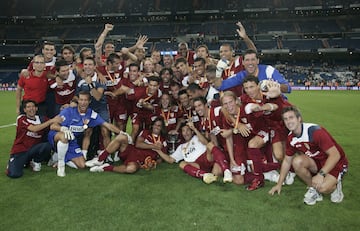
(167, 134, 179, 154)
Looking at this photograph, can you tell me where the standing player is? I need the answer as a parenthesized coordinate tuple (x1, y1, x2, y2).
(16, 55, 49, 116)
(6, 100, 62, 178)
(269, 106, 348, 205)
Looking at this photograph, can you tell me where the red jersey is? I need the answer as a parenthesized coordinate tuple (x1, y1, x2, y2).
(286, 123, 348, 166)
(49, 70, 77, 105)
(18, 71, 49, 103)
(11, 115, 48, 154)
(138, 129, 168, 156)
(153, 106, 181, 132)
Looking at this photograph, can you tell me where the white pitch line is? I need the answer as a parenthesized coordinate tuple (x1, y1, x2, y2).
(0, 123, 16, 129)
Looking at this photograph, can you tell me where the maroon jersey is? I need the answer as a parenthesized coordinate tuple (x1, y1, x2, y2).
(11, 115, 48, 154)
(153, 106, 181, 132)
(286, 123, 348, 173)
(18, 71, 49, 104)
(138, 129, 168, 156)
(49, 70, 77, 105)
(222, 56, 244, 96)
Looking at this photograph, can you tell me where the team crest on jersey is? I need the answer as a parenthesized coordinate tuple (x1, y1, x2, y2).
(241, 118, 247, 124)
(115, 73, 120, 78)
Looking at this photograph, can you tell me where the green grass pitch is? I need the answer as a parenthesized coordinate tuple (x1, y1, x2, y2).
(0, 90, 359, 231)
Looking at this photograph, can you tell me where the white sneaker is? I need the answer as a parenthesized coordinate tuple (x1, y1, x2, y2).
(264, 170, 280, 183)
(331, 181, 344, 203)
(30, 161, 41, 172)
(285, 172, 296, 185)
(113, 151, 120, 162)
(85, 157, 104, 167)
(47, 152, 58, 167)
(223, 169, 233, 183)
(203, 173, 218, 184)
(57, 165, 66, 177)
(303, 187, 323, 205)
(90, 163, 110, 172)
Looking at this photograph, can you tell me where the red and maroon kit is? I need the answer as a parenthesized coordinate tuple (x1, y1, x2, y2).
(10, 115, 48, 154)
(153, 106, 181, 132)
(97, 64, 127, 123)
(127, 86, 161, 128)
(286, 124, 348, 178)
(48, 71, 77, 105)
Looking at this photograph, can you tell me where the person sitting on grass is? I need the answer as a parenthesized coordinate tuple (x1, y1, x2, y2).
(155, 121, 233, 184)
(268, 106, 348, 205)
(86, 117, 168, 173)
(6, 100, 63, 178)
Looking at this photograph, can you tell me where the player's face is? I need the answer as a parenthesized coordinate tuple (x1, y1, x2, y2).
(78, 94, 91, 113)
(32, 57, 45, 72)
(151, 51, 161, 64)
(243, 53, 259, 75)
(134, 48, 145, 61)
(109, 58, 121, 71)
(82, 50, 93, 59)
(193, 100, 206, 117)
(178, 44, 188, 57)
(219, 45, 233, 61)
(243, 81, 260, 99)
(160, 70, 171, 83)
(83, 59, 96, 76)
(61, 49, 74, 63)
(161, 94, 171, 108)
(179, 93, 189, 107)
(152, 120, 163, 135)
(196, 47, 208, 58)
(163, 56, 173, 67)
(144, 60, 154, 73)
(42, 45, 56, 61)
(170, 85, 180, 99)
(193, 61, 205, 76)
(176, 62, 188, 75)
(148, 81, 159, 95)
(24, 102, 38, 118)
(181, 125, 193, 141)
(104, 43, 115, 55)
(58, 65, 70, 79)
(221, 95, 237, 115)
(282, 111, 302, 134)
(128, 66, 139, 81)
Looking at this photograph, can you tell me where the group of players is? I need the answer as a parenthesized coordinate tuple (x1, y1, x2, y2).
(7, 22, 348, 206)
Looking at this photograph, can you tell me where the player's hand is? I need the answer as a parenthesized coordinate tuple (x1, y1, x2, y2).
(238, 123, 251, 137)
(60, 126, 75, 140)
(136, 35, 148, 49)
(216, 58, 229, 78)
(269, 184, 282, 195)
(236, 21, 248, 39)
(312, 174, 324, 190)
(104, 23, 114, 32)
(262, 81, 281, 98)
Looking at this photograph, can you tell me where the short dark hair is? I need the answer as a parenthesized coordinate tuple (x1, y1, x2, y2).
(147, 76, 161, 83)
(243, 49, 259, 59)
(187, 83, 201, 92)
(242, 75, 259, 85)
(55, 59, 69, 71)
(192, 96, 207, 105)
(22, 100, 37, 109)
(159, 67, 173, 77)
(61, 44, 75, 54)
(106, 53, 121, 65)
